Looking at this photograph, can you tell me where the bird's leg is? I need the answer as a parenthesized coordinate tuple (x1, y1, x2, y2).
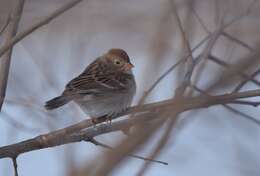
(105, 116, 112, 125)
(109, 116, 112, 125)
(104, 114, 115, 125)
(91, 117, 99, 127)
(91, 115, 110, 127)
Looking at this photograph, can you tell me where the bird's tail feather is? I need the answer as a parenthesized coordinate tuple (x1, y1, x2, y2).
(45, 95, 71, 110)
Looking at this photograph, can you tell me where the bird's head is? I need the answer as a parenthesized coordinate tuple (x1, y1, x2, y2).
(103, 48, 134, 73)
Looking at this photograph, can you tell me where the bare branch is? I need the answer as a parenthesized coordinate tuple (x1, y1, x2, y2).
(149, 5, 254, 100)
(77, 114, 168, 176)
(143, 34, 210, 100)
(137, 118, 176, 176)
(208, 55, 260, 87)
(0, 0, 25, 111)
(88, 138, 168, 165)
(12, 157, 18, 176)
(190, 1, 257, 90)
(0, 88, 260, 159)
(135, 3, 203, 173)
(0, 15, 10, 36)
(229, 100, 260, 107)
(222, 32, 254, 52)
(0, 0, 84, 58)
(191, 5, 210, 33)
(169, 0, 196, 95)
(224, 105, 260, 126)
(190, 85, 260, 126)
(233, 68, 260, 93)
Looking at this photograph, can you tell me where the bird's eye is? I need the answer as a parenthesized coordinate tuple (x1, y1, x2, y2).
(114, 59, 122, 65)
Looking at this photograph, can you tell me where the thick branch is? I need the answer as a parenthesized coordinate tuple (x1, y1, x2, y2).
(0, 89, 260, 159)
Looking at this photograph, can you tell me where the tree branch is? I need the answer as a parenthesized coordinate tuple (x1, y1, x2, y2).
(0, 0, 25, 111)
(0, 0, 84, 58)
(137, 118, 176, 176)
(12, 157, 18, 176)
(1, 89, 260, 159)
(190, 85, 260, 125)
(208, 54, 260, 87)
(0, 15, 10, 36)
(232, 68, 260, 93)
(222, 32, 254, 52)
(88, 138, 168, 165)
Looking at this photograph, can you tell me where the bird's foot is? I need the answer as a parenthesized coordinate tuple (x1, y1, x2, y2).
(105, 116, 112, 125)
(91, 117, 99, 127)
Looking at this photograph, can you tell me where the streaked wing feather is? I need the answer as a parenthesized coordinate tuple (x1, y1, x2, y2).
(64, 72, 127, 95)
(63, 58, 132, 96)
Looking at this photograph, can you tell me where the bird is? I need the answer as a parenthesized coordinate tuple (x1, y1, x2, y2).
(45, 48, 136, 122)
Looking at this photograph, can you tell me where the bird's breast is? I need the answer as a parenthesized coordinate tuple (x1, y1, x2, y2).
(75, 81, 136, 118)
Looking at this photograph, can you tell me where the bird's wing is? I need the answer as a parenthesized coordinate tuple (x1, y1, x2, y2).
(63, 61, 130, 96)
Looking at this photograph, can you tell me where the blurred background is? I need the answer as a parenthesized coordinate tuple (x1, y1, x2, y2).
(0, 0, 260, 175)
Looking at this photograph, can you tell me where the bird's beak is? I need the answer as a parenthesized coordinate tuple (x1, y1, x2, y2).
(124, 63, 134, 71)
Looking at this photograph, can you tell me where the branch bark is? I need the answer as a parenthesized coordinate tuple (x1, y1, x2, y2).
(0, 0, 25, 111)
(0, 89, 260, 159)
(12, 157, 18, 176)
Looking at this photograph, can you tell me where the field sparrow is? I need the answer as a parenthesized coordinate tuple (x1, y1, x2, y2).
(45, 48, 136, 120)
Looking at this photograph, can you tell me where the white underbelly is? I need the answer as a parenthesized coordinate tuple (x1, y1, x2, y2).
(75, 91, 134, 118)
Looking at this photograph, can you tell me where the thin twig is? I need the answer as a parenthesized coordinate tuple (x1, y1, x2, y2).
(222, 32, 254, 52)
(229, 100, 260, 107)
(0, 15, 11, 36)
(87, 138, 168, 165)
(191, 6, 210, 33)
(169, 0, 195, 95)
(232, 68, 260, 93)
(191, 31, 221, 90)
(0, 0, 85, 58)
(12, 157, 18, 176)
(80, 111, 171, 176)
(190, 85, 260, 125)
(137, 118, 176, 176)
(221, 0, 257, 29)
(143, 35, 210, 100)
(224, 105, 260, 126)
(190, 0, 257, 90)
(208, 54, 260, 87)
(170, 0, 194, 63)
(136, 2, 201, 173)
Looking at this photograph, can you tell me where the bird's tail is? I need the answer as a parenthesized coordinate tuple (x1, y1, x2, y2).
(45, 95, 71, 110)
